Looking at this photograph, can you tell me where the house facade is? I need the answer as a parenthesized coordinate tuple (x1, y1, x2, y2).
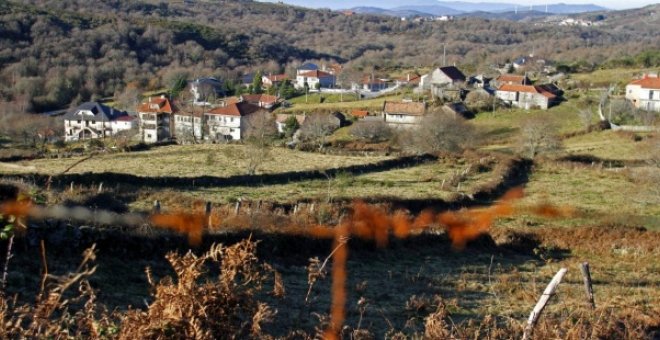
(63, 102, 134, 142)
(262, 74, 289, 88)
(240, 94, 279, 109)
(137, 95, 175, 143)
(495, 84, 558, 110)
(190, 77, 224, 104)
(205, 102, 262, 141)
(493, 74, 531, 87)
(383, 101, 427, 127)
(419, 66, 466, 90)
(295, 70, 336, 90)
(625, 74, 660, 112)
(173, 109, 204, 143)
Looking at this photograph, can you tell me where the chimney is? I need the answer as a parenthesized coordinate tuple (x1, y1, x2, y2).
(161, 94, 166, 99)
(407, 73, 410, 82)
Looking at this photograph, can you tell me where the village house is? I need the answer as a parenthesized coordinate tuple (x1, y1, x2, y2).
(359, 75, 390, 92)
(419, 66, 466, 90)
(395, 73, 422, 87)
(492, 74, 531, 87)
(63, 102, 135, 142)
(204, 102, 263, 141)
(262, 74, 289, 88)
(495, 84, 558, 110)
(137, 95, 175, 143)
(419, 66, 466, 100)
(275, 114, 306, 134)
(190, 77, 224, 104)
(295, 69, 336, 90)
(240, 94, 279, 109)
(382, 101, 427, 127)
(625, 74, 660, 112)
(172, 108, 205, 143)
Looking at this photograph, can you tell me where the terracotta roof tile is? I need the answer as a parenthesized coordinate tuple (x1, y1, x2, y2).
(496, 74, 530, 85)
(138, 97, 174, 114)
(630, 75, 660, 89)
(498, 84, 556, 99)
(207, 102, 262, 117)
(351, 110, 369, 118)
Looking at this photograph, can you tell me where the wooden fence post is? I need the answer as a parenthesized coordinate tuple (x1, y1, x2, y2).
(522, 268, 568, 340)
(580, 262, 595, 309)
(153, 200, 161, 214)
(234, 199, 241, 215)
(205, 201, 212, 228)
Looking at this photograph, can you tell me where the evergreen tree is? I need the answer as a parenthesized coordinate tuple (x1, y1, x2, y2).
(252, 71, 263, 94)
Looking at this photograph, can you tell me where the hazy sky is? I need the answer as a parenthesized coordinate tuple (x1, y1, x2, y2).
(259, 1, 658, 10)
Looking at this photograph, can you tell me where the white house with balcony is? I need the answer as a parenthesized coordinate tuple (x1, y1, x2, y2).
(204, 102, 262, 141)
(138, 95, 175, 143)
(63, 102, 135, 142)
(626, 74, 660, 112)
(173, 108, 205, 143)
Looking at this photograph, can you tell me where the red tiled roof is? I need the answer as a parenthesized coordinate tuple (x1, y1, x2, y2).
(138, 97, 174, 114)
(496, 74, 529, 85)
(498, 84, 556, 99)
(383, 101, 426, 115)
(241, 94, 278, 105)
(208, 102, 262, 117)
(629, 75, 660, 89)
(351, 110, 369, 118)
(298, 70, 334, 78)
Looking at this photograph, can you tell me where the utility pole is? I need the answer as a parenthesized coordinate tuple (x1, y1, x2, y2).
(443, 44, 447, 66)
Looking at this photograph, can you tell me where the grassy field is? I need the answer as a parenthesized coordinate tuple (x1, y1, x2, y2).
(281, 91, 422, 114)
(563, 130, 654, 160)
(138, 158, 496, 206)
(0, 144, 393, 177)
(567, 68, 649, 89)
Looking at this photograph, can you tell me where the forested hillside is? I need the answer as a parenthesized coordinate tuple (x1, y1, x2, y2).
(0, 0, 659, 112)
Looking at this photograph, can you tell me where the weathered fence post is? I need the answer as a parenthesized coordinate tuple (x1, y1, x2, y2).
(234, 198, 242, 215)
(293, 203, 299, 215)
(580, 262, 596, 309)
(205, 201, 212, 228)
(70, 181, 74, 193)
(522, 268, 568, 340)
(97, 182, 103, 193)
(153, 200, 161, 214)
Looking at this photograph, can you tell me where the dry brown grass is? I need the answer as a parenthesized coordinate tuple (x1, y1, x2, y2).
(0, 144, 392, 177)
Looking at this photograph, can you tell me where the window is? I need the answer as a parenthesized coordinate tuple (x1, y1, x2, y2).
(650, 91, 655, 100)
(147, 134, 152, 138)
(230, 118, 234, 122)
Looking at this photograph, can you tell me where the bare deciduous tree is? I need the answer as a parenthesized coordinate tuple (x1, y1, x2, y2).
(244, 110, 278, 175)
(349, 121, 392, 142)
(298, 113, 339, 151)
(399, 112, 475, 154)
(518, 116, 562, 158)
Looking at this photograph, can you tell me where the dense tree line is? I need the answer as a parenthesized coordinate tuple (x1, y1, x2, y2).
(0, 0, 659, 112)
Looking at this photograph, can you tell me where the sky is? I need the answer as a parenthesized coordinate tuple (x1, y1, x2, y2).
(258, 1, 659, 10)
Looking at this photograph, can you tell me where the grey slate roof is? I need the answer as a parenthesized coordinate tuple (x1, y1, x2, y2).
(439, 66, 466, 82)
(63, 102, 128, 122)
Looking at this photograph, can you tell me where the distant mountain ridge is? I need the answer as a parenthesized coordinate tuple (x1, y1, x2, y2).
(351, 2, 609, 17)
(259, 1, 609, 16)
